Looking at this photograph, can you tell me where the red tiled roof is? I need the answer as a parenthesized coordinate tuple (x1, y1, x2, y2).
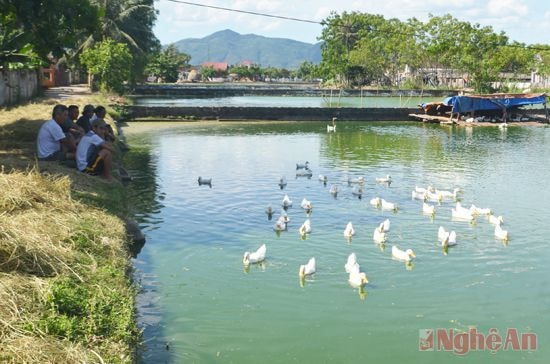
(202, 62, 228, 71)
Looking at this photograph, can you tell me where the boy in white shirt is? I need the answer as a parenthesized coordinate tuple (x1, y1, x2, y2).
(36, 104, 76, 161)
(76, 119, 114, 181)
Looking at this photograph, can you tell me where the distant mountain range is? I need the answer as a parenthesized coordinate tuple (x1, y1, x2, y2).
(171, 29, 322, 69)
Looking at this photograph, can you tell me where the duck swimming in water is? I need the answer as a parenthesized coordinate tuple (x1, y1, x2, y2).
(345, 253, 360, 273)
(343, 222, 355, 238)
(299, 219, 312, 235)
(197, 176, 212, 187)
(278, 176, 287, 189)
(299, 257, 316, 278)
(375, 175, 392, 184)
(392, 246, 416, 262)
(282, 194, 293, 208)
(296, 161, 309, 170)
(243, 244, 266, 265)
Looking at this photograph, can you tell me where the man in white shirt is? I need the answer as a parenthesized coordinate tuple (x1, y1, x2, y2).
(76, 119, 114, 180)
(36, 104, 76, 160)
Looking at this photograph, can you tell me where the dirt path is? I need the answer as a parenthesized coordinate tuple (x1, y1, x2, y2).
(41, 84, 91, 100)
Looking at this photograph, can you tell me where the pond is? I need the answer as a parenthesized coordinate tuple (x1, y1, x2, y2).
(130, 95, 440, 108)
(123, 121, 550, 363)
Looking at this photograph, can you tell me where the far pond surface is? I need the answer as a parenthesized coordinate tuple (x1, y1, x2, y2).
(131, 95, 439, 108)
(124, 121, 549, 363)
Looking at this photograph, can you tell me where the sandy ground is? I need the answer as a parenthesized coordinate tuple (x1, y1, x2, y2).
(41, 84, 91, 100)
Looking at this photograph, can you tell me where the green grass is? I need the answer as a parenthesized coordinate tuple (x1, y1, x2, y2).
(0, 92, 139, 363)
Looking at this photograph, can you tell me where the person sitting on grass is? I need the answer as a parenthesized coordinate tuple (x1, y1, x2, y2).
(91, 105, 116, 142)
(77, 104, 95, 133)
(76, 119, 114, 181)
(36, 104, 76, 161)
(62, 104, 84, 144)
(90, 105, 106, 123)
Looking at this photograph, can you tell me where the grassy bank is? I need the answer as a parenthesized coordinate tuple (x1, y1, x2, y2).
(0, 92, 138, 362)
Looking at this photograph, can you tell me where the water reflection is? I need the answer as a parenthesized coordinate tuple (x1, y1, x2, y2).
(126, 121, 550, 363)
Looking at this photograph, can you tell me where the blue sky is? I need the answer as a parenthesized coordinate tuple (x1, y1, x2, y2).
(154, 0, 550, 45)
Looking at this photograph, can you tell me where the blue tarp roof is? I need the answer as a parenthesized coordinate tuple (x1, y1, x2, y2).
(443, 93, 547, 113)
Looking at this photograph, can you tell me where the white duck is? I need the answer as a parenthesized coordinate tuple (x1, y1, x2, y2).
(329, 184, 339, 196)
(300, 198, 313, 210)
(348, 176, 365, 184)
(438, 226, 448, 241)
(345, 253, 360, 273)
(412, 190, 427, 200)
(437, 188, 460, 199)
(299, 257, 316, 278)
(415, 186, 428, 194)
(425, 190, 442, 202)
(381, 218, 391, 232)
(423, 202, 436, 215)
(327, 118, 337, 132)
(348, 270, 369, 288)
(488, 214, 504, 225)
(469, 204, 492, 215)
(318, 174, 328, 183)
(381, 199, 398, 211)
(243, 244, 266, 265)
(373, 223, 387, 243)
(441, 231, 457, 248)
(273, 216, 287, 231)
(343, 222, 355, 237)
(375, 175, 392, 184)
(392, 246, 416, 262)
(370, 197, 381, 208)
(452, 207, 474, 221)
(280, 210, 290, 223)
(282, 194, 293, 208)
(299, 219, 312, 235)
(452, 202, 474, 220)
(494, 224, 509, 241)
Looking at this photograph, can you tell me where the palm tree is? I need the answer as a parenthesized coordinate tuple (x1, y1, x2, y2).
(78, 0, 159, 55)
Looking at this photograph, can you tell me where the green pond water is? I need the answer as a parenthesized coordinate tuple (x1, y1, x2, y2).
(123, 121, 550, 363)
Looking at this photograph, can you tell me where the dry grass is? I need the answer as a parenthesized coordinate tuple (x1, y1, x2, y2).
(0, 92, 137, 363)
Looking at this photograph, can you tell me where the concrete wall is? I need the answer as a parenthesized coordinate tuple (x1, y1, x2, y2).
(132, 84, 457, 98)
(127, 106, 419, 121)
(0, 69, 40, 107)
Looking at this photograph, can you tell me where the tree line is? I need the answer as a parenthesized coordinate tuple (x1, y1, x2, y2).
(1, 0, 159, 93)
(2, 3, 549, 94)
(313, 12, 550, 93)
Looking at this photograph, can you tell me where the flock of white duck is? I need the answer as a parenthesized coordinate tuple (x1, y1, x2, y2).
(242, 161, 509, 293)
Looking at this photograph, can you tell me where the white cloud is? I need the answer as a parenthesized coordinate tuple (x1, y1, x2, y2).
(154, 0, 549, 46)
(487, 0, 528, 17)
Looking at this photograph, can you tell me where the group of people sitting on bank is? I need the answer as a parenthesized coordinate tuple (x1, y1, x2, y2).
(36, 104, 116, 181)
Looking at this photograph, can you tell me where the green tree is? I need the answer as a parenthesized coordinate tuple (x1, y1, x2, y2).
(1, 0, 98, 60)
(78, 0, 159, 81)
(0, 12, 42, 69)
(145, 44, 190, 82)
(228, 65, 253, 80)
(421, 14, 509, 92)
(318, 11, 372, 86)
(200, 66, 217, 80)
(296, 61, 319, 80)
(530, 44, 550, 78)
(80, 38, 133, 94)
